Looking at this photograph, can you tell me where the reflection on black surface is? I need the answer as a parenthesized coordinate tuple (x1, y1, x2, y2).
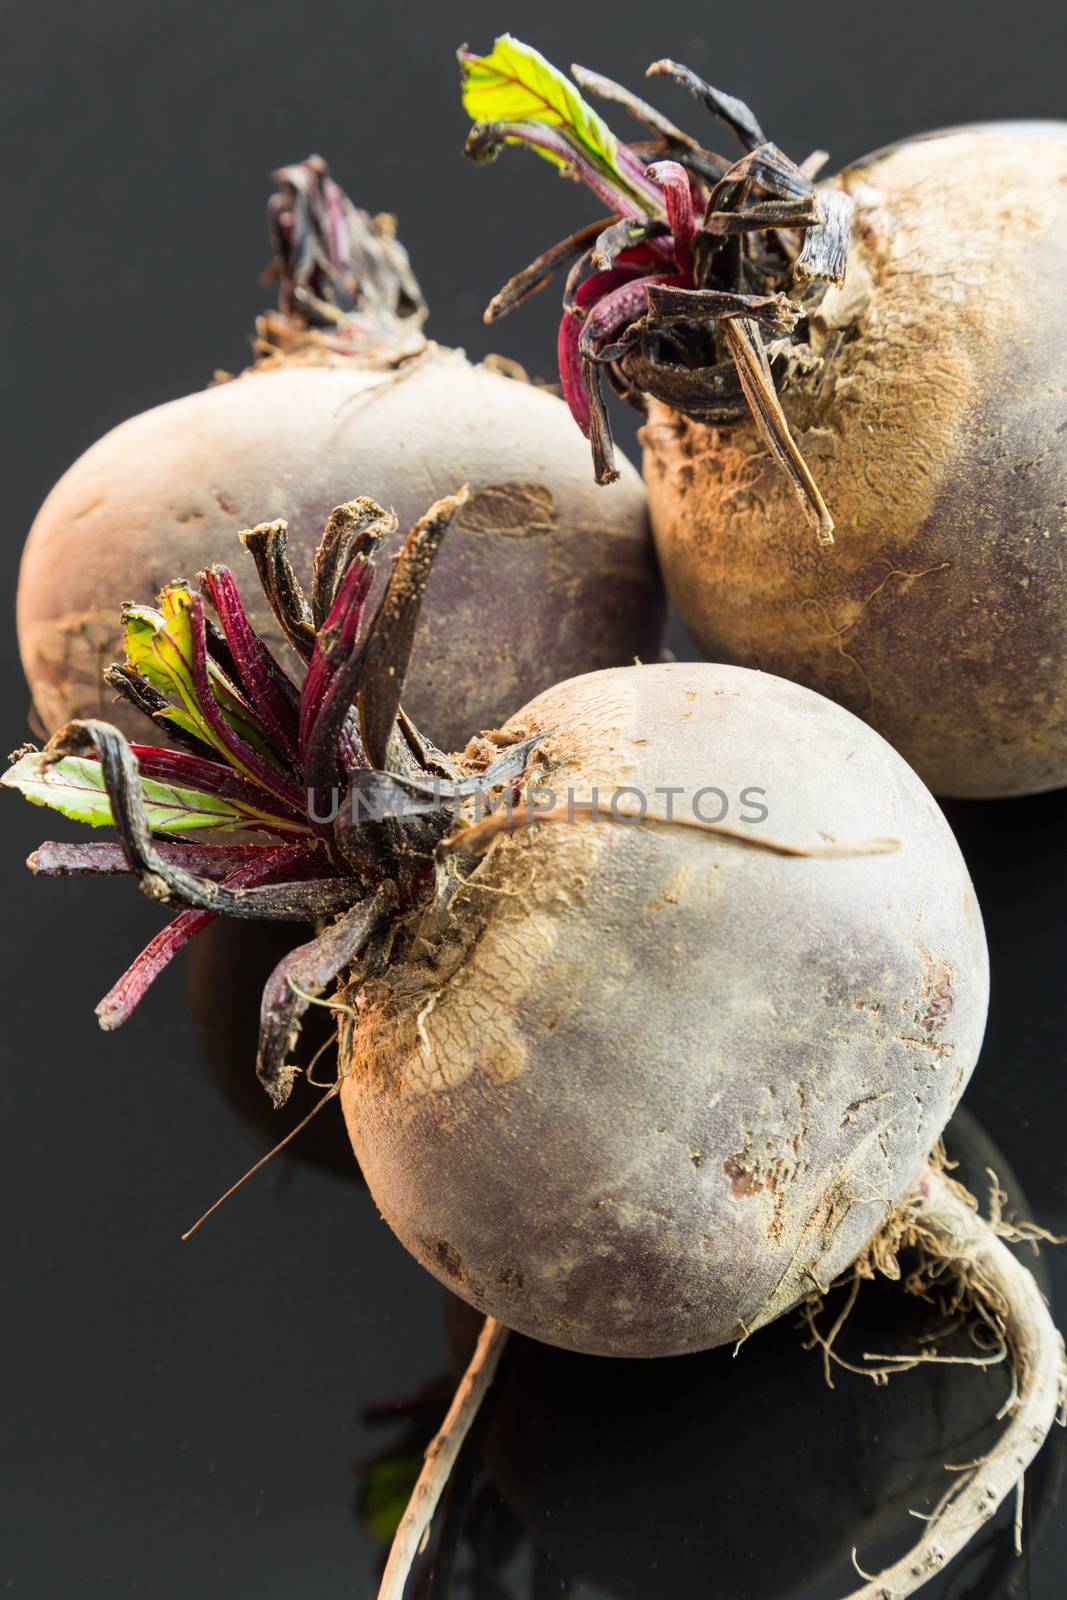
(360, 1111, 1063, 1600)
(185, 916, 358, 1178)
(169, 828, 1066, 1600)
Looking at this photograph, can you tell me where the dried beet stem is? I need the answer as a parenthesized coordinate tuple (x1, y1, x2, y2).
(722, 319, 835, 543)
(571, 62, 704, 155)
(485, 219, 610, 322)
(358, 487, 470, 769)
(840, 1165, 1067, 1600)
(645, 59, 765, 153)
(794, 186, 854, 285)
(240, 520, 318, 662)
(265, 155, 426, 360)
(256, 881, 397, 1106)
(643, 282, 800, 335)
(378, 1315, 510, 1600)
(582, 362, 619, 485)
(310, 498, 396, 629)
(710, 142, 816, 204)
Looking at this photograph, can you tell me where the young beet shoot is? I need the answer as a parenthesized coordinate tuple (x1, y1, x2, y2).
(6, 492, 1065, 1600)
(17, 154, 662, 756)
(459, 37, 1067, 801)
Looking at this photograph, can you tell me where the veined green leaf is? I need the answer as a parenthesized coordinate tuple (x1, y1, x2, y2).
(460, 35, 636, 193)
(154, 705, 211, 746)
(124, 589, 277, 766)
(2, 752, 247, 833)
(123, 605, 177, 696)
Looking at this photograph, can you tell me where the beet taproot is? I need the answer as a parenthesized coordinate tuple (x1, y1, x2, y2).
(17, 158, 662, 752)
(433, 1111, 1055, 1600)
(458, 37, 1067, 797)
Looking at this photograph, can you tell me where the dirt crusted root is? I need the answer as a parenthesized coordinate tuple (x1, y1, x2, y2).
(818, 1162, 1067, 1599)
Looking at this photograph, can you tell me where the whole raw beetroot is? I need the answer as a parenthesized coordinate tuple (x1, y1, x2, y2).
(17, 158, 662, 751)
(458, 37, 1067, 797)
(341, 660, 989, 1357)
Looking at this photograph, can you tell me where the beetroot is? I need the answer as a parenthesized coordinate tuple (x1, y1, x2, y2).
(17, 156, 662, 752)
(459, 37, 1067, 798)
(344, 658, 988, 1356)
(6, 491, 1064, 1600)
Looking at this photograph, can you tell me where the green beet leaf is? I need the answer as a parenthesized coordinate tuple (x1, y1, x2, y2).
(2, 750, 247, 833)
(460, 34, 628, 187)
(124, 589, 278, 768)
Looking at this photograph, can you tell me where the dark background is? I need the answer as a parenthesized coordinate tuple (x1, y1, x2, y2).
(3, 1, 1067, 1595)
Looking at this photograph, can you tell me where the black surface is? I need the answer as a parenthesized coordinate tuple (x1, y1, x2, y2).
(3, 1, 1067, 1596)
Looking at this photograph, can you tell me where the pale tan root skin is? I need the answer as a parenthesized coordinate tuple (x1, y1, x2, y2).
(643, 130, 1067, 798)
(17, 351, 663, 753)
(841, 1163, 1067, 1599)
(343, 663, 989, 1359)
(377, 1314, 510, 1600)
